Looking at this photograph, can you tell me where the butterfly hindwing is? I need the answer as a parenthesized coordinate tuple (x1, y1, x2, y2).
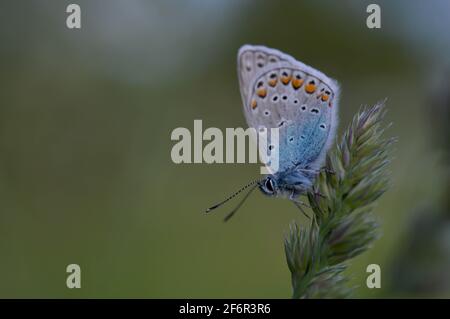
(237, 45, 340, 173)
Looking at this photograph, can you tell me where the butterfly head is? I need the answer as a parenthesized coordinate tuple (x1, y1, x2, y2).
(259, 170, 314, 198)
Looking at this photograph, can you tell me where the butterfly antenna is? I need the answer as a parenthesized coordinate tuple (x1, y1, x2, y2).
(223, 184, 258, 222)
(205, 180, 260, 213)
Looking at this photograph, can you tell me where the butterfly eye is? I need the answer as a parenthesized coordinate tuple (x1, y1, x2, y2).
(265, 179, 275, 193)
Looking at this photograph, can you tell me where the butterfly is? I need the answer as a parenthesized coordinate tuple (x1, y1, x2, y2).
(206, 45, 339, 221)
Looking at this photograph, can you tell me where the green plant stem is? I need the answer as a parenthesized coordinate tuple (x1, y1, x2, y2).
(285, 101, 395, 298)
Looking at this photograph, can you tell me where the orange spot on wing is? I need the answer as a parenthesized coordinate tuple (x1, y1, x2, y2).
(268, 78, 277, 87)
(251, 99, 257, 109)
(257, 88, 267, 98)
(321, 94, 329, 102)
(292, 78, 304, 89)
(305, 83, 316, 94)
(281, 75, 291, 85)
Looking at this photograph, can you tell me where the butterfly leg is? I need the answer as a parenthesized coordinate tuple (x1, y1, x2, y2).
(320, 167, 335, 174)
(292, 201, 310, 219)
(296, 167, 335, 175)
(311, 186, 326, 199)
(289, 190, 311, 219)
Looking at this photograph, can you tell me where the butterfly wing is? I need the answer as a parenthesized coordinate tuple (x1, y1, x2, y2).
(237, 45, 340, 173)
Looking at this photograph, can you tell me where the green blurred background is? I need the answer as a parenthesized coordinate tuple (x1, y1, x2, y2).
(1, 0, 449, 298)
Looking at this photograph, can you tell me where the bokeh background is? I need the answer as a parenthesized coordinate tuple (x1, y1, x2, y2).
(1, 0, 449, 298)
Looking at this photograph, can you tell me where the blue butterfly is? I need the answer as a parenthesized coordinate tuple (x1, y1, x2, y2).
(207, 45, 339, 221)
